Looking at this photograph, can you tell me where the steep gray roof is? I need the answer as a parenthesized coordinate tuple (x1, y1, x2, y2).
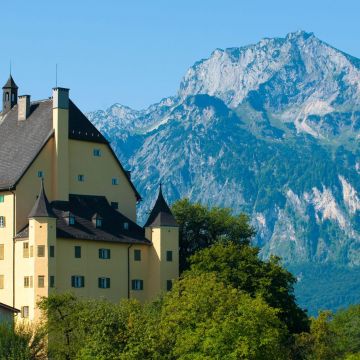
(28, 180, 56, 218)
(144, 186, 178, 227)
(18, 194, 150, 245)
(0, 98, 141, 199)
(0, 100, 53, 190)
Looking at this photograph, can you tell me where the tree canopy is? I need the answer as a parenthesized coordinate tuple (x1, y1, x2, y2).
(172, 198, 255, 272)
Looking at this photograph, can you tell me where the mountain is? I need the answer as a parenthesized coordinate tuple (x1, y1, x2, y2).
(88, 31, 360, 314)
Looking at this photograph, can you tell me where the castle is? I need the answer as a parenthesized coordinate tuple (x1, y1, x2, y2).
(0, 75, 179, 321)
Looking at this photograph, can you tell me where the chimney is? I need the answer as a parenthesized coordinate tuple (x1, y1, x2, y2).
(18, 95, 31, 120)
(52, 87, 70, 201)
(52, 87, 69, 109)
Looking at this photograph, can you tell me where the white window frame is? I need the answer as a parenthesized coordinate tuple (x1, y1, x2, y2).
(0, 216, 5, 228)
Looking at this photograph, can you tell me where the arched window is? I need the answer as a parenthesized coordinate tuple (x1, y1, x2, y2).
(11, 93, 15, 102)
(5, 92, 9, 101)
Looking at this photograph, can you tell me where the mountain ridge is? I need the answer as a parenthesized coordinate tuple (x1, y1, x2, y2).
(88, 31, 360, 313)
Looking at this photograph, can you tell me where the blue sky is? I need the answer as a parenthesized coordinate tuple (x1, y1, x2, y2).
(1, 0, 359, 111)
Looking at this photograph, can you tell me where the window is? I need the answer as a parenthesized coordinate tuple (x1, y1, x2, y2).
(95, 218, 102, 228)
(99, 248, 111, 259)
(93, 149, 102, 157)
(49, 276, 55, 288)
(37, 170, 43, 178)
(111, 202, 118, 210)
(0, 275, 4, 289)
(77, 174, 85, 182)
(74, 246, 81, 258)
(98, 277, 110, 289)
(123, 222, 129, 230)
(0, 244, 4, 260)
(71, 275, 85, 288)
(24, 276, 33, 288)
(21, 306, 29, 318)
(0, 216, 5, 228)
(23, 242, 29, 258)
(30, 245, 34, 258)
(166, 280, 173, 291)
(134, 249, 141, 261)
(0, 195, 4, 203)
(37, 245, 45, 257)
(111, 178, 119, 185)
(166, 250, 173, 262)
(49, 245, 55, 258)
(69, 215, 75, 225)
(38, 276, 45, 288)
(131, 279, 143, 291)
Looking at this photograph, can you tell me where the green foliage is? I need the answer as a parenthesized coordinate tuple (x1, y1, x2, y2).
(188, 242, 309, 334)
(294, 306, 360, 360)
(172, 198, 255, 272)
(0, 322, 46, 360)
(39, 274, 290, 360)
(157, 272, 290, 360)
(331, 305, 360, 356)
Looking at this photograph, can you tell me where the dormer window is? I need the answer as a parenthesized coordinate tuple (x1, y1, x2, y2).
(111, 178, 119, 185)
(123, 222, 129, 230)
(77, 174, 85, 182)
(37, 171, 44, 178)
(64, 212, 75, 226)
(92, 213, 103, 228)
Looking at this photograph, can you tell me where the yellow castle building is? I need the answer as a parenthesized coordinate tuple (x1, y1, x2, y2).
(0, 75, 179, 321)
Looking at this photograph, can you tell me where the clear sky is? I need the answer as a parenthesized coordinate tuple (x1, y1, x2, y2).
(1, 0, 359, 111)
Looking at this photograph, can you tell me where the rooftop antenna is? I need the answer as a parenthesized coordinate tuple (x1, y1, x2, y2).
(55, 63, 58, 87)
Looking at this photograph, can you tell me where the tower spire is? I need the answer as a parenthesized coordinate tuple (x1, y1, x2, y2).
(145, 184, 178, 227)
(2, 74, 18, 114)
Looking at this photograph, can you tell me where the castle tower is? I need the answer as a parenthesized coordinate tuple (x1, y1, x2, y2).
(145, 185, 179, 298)
(2, 76, 18, 114)
(25, 180, 56, 321)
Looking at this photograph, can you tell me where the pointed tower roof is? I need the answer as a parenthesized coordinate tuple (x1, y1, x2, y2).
(145, 184, 178, 227)
(2, 75, 18, 89)
(28, 179, 56, 218)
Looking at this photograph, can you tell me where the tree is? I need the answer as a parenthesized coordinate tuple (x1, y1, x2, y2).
(331, 305, 360, 356)
(188, 241, 309, 334)
(155, 272, 290, 359)
(0, 322, 46, 360)
(172, 198, 255, 272)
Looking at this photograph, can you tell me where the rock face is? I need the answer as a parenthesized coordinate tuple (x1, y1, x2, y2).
(88, 31, 360, 313)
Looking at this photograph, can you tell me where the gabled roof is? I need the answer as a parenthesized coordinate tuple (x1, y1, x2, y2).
(0, 302, 20, 313)
(144, 185, 178, 227)
(17, 194, 150, 245)
(0, 98, 141, 200)
(28, 180, 56, 218)
(2, 75, 18, 89)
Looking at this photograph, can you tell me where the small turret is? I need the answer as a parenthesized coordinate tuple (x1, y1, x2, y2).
(145, 184, 179, 299)
(28, 179, 56, 219)
(2, 75, 18, 114)
(144, 184, 177, 227)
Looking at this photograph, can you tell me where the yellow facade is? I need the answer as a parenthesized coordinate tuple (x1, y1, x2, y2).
(0, 84, 179, 323)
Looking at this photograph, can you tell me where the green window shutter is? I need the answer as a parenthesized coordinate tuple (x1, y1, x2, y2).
(98, 278, 102, 288)
(106, 278, 110, 288)
(99, 249, 102, 259)
(140, 280, 143, 290)
(81, 276, 85, 288)
(71, 276, 75, 287)
(131, 280, 135, 290)
(107, 249, 111, 259)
